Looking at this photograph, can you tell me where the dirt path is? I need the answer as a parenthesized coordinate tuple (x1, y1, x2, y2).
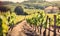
(7, 20, 35, 36)
(7, 20, 60, 36)
(8, 20, 27, 36)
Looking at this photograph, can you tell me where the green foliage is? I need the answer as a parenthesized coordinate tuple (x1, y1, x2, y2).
(26, 11, 46, 26)
(26, 10, 60, 28)
(0, 12, 16, 36)
(56, 14, 60, 26)
(0, 18, 3, 36)
(0, 18, 2, 25)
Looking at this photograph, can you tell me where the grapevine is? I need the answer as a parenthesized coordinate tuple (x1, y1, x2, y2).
(26, 10, 46, 27)
(0, 12, 16, 36)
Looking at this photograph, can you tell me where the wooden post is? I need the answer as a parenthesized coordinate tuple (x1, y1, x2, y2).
(54, 15, 56, 36)
(48, 18, 50, 36)
(43, 16, 48, 36)
(40, 22, 43, 36)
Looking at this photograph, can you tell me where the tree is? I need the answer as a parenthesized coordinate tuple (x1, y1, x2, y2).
(14, 6, 24, 15)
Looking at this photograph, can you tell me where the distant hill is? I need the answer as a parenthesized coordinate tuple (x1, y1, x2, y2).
(28, 0, 45, 2)
(0, 1, 14, 5)
(21, 0, 45, 4)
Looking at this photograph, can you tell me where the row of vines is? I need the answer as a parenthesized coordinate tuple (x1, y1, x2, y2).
(0, 10, 60, 36)
(0, 12, 16, 36)
(26, 10, 60, 30)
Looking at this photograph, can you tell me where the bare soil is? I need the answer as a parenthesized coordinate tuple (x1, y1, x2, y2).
(7, 20, 60, 36)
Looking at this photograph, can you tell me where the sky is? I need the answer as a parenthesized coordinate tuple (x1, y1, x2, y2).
(0, 0, 28, 3)
(0, 0, 60, 3)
